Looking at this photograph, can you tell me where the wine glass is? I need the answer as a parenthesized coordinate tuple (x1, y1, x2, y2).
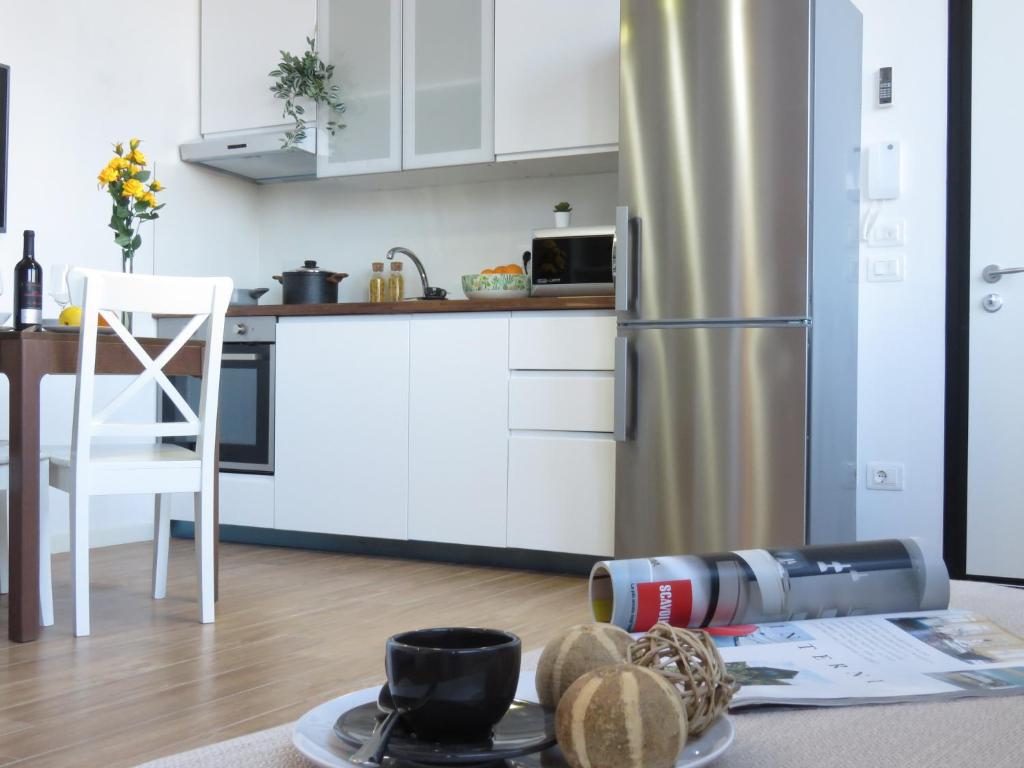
(48, 264, 71, 311)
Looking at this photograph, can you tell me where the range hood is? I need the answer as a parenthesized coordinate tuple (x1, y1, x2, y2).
(179, 129, 315, 183)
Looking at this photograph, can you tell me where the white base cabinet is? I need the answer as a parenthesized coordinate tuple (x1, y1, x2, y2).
(274, 316, 410, 540)
(229, 310, 616, 557)
(507, 434, 615, 556)
(408, 314, 509, 546)
(168, 473, 275, 529)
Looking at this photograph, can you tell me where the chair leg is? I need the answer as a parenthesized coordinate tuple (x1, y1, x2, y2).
(195, 490, 214, 624)
(152, 494, 171, 600)
(38, 460, 54, 627)
(0, 489, 8, 595)
(70, 487, 90, 637)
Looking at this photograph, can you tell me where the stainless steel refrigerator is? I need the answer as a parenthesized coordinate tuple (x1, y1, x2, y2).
(614, 0, 862, 558)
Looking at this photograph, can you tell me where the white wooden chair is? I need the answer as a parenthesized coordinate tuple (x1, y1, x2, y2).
(48, 268, 231, 636)
(0, 449, 55, 627)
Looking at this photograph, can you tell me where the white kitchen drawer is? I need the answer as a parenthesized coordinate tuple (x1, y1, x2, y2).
(507, 434, 615, 555)
(508, 372, 614, 433)
(508, 312, 616, 370)
(168, 472, 274, 529)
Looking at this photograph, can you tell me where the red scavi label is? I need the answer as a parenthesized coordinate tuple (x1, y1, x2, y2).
(632, 579, 693, 631)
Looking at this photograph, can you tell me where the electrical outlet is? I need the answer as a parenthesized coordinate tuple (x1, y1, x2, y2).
(866, 462, 904, 491)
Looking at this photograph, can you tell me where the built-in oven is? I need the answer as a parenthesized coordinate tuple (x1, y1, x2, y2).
(157, 315, 275, 474)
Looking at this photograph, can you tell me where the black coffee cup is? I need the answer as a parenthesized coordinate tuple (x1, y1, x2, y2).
(385, 627, 521, 742)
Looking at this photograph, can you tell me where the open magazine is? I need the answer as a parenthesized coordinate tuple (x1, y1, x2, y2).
(590, 539, 1024, 707)
(716, 608, 1024, 707)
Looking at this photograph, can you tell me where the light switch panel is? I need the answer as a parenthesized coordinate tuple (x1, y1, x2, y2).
(868, 219, 906, 247)
(866, 252, 904, 282)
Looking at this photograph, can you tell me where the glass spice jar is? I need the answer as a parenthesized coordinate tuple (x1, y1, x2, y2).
(387, 261, 405, 302)
(369, 262, 386, 303)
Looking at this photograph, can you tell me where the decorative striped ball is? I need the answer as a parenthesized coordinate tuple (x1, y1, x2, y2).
(555, 664, 688, 768)
(535, 624, 634, 709)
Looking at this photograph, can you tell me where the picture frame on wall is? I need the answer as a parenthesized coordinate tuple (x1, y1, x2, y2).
(0, 64, 8, 233)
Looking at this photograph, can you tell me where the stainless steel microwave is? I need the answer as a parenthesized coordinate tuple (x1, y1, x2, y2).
(530, 225, 615, 297)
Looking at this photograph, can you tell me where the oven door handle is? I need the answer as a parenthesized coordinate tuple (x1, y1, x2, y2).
(221, 353, 263, 362)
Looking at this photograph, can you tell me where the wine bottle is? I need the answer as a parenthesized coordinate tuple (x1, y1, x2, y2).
(14, 229, 43, 330)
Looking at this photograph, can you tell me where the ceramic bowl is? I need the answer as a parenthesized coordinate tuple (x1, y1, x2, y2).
(462, 274, 530, 300)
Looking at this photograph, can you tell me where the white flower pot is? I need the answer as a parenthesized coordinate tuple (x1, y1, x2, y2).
(554, 211, 572, 228)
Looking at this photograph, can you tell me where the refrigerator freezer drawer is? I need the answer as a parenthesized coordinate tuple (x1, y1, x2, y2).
(615, 325, 808, 557)
(509, 313, 616, 370)
(509, 372, 614, 433)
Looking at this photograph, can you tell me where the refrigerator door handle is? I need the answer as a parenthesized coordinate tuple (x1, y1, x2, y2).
(614, 336, 633, 442)
(615, 205, 636, 312)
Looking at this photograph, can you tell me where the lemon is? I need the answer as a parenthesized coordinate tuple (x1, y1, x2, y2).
(58, 306, 83, 327)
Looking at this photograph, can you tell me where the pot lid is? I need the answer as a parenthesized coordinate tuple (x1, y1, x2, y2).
(285, 260, 334, 275)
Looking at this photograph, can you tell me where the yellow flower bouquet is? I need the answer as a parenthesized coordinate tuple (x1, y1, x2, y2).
(97, 138, 164, 271)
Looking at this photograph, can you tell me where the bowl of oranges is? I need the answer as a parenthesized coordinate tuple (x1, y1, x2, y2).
(462, 264, 530, 299)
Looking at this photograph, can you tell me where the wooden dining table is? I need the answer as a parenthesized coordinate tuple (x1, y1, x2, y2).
(1, 328, 216, 642)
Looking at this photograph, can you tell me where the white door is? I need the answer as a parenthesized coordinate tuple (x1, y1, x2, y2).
(965, 1, 1024, 580)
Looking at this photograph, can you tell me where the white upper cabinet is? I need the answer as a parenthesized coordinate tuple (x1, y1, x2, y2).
(201, 0, 316, 135)
(402, 0, 495, 169)
(317, 0, 403, 176)
(494, 0, 619, 158)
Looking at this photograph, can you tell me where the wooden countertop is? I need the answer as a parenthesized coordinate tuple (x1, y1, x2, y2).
(227, 295, 615, 317)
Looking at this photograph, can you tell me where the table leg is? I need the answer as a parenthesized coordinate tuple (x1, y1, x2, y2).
(214, 424, 220, 602)
(8, 362, 41, 643)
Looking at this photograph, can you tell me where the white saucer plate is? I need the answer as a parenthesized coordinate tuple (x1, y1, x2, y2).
(292, 685, 735, 768)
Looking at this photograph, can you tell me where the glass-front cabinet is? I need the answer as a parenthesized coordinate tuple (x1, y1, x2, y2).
(317, 0, 403, 176)
(402, 0, 495, 169)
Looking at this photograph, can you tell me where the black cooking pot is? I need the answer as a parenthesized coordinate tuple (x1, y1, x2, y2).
(273, 261, 349, 304)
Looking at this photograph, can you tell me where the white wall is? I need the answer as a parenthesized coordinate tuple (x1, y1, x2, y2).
(0, 0, 262, 550)
(852, 0, 948, 546)
(257, 173, 617, 302)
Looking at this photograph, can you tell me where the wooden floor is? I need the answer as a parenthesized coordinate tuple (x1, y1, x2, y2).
(0, 540, 592, 767)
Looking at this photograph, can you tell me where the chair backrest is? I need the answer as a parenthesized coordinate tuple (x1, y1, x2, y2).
(69, 268, 233, 473)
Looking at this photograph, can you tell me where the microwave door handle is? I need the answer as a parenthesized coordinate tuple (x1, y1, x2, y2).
(221, 353, 262, 362)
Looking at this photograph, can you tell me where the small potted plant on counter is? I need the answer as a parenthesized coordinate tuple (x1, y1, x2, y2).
(553, 201, 573, 228)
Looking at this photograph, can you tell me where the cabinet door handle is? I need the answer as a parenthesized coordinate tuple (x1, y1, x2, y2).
(614, 336, 633, 442)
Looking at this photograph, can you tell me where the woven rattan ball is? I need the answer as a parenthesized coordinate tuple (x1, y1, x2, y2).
(627, 622, 737, 735)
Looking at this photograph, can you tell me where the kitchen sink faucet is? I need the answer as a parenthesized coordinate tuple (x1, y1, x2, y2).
(386, 247, 447, 300)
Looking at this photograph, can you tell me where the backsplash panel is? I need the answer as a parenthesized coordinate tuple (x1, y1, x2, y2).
(257, 172, 617, 303)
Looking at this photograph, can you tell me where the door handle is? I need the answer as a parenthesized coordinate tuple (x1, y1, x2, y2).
(615, 206, 630, 312)
(983, 264, 1024, 283)
(615, 206, 641, 312)
(614, 336, 633, 442)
